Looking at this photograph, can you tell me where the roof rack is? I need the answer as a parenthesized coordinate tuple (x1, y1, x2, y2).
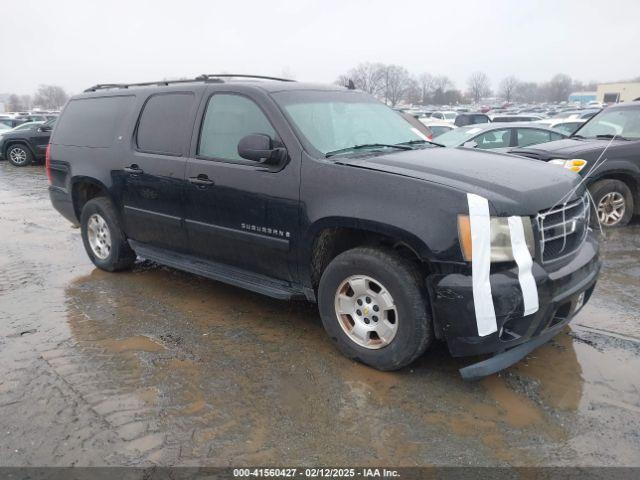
(84, 74, 296, 92)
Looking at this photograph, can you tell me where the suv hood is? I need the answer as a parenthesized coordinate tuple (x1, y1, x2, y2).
(336, 147, 581, 216)
(509, 137, 628, 160)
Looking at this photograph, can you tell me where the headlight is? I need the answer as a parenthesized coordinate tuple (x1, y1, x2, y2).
(457, 215, 535, 262)
(549, 158, 588, 172)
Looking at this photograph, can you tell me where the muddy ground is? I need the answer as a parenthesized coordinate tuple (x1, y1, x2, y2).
(0, 162, 638, 467)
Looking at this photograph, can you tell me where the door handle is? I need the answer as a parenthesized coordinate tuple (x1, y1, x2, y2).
(188, 174, 215, 186)
(124, 164, 144, 175)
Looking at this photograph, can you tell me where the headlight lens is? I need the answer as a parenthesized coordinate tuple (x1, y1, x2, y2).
(458, 215, 535, 262)
(549, 158, 588, 172)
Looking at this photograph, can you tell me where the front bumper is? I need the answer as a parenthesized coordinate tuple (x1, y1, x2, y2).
(427, 231, 600, 378)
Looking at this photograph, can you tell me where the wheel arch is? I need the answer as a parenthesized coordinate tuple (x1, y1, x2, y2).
(302, 217, 435, 293)
(70, 176, 118, 223)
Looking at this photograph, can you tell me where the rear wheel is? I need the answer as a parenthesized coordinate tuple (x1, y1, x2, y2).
(589, 179, 634, 227)
(80, 197, 136, 271)
(318, 247, 432, 371)
(7, 144, 33, 167)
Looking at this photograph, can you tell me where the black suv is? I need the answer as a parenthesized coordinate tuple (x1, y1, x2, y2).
(47, 75, 601, 379)
(454, 113, 490, 127)
(0, 118, 55, 166)
(511, 102, 640, 227)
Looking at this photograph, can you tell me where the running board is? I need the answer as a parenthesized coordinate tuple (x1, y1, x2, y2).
(129, 241, 304, 300)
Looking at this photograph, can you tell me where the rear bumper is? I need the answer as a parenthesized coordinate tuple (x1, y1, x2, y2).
(427, 232, 600, 377)
(49, 185, 78, 226)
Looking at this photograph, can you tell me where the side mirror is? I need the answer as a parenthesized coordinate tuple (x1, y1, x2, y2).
(38, 125, 52, 133)
(463, 141, 478, 148)
(237, 134, 286, 164)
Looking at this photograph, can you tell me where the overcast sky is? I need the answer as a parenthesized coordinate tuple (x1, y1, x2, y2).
(1, 0, 639, 96)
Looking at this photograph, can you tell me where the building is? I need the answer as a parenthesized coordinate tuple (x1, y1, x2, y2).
(0, 102, 5, 113)
(596, 82, 640, 104)
(568, 91, 597, 104)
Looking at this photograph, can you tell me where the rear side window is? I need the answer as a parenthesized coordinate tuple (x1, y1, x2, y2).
(136, 92, 195, 156)
(54, 96, 134, 148)
(475, 129, 511, 149)
(517, 128, 552, 147)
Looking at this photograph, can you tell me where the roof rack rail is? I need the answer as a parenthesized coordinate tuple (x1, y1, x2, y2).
(84, 74, 296, 92)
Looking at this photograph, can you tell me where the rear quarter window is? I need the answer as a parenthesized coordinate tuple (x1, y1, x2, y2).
(54, 96, 134, 148)
(136, 92, 195, 156)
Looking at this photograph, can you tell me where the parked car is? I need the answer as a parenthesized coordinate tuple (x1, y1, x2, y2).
(534, 118, 586, 135)
(430, 110, 458, 123)
(454, 113, 491, 127)
(552, 109, 601, 120)
(0, 118, 55, 166)
(0, 117, 28, 129)
(398, 111, 437, 139)
(435, 123, 566, 152)
(491, 114, 544, 123)
(418, 118, 455, 137)
(511, 102, 640, 227)
(7, 121, 45, 132)
(47, 75, 600, 378)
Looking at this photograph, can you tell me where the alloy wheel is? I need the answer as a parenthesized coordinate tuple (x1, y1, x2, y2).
(334, 275, 398, 349)
(87, 213, 112, 259)
(9, 147, 28, 165)
(597, 192, 626, 226)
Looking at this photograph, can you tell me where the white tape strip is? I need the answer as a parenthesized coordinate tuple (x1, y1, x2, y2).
(508, 216, 539, 316)
(467, 193, 497, 336)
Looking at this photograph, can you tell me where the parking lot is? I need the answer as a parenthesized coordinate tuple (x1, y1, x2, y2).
(0, 162, 639, 467)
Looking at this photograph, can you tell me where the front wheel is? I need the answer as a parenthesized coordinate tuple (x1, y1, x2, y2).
(318, 247, 432, 371)
(7, 144, 33, 167)
(589, 179, 634, 227)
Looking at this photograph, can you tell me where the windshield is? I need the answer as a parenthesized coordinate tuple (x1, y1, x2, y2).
(574, 107, 640, 140)
(434, 126, 483, 146)
(272, 90, 426, 156)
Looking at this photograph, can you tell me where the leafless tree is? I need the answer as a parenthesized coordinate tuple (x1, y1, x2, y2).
(499, 76, 519, 102)
(20, 95, 32, 110)
(33, 85, 69, 109)
(545, 74, 573, 102)
(431, 75, 454, 104)
(417, 73, 434, 105)
(383, 65, 411, 106)
(7, 94, 22, 112)
(514, 81, 541, 102)
(467, 72, 491, 103)
(338, 62, 387, 96)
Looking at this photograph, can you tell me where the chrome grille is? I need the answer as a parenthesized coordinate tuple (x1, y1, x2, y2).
(537, 193, 590, 263)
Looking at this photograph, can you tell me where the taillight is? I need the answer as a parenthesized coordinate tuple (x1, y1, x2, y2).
(45, 143, 52, 183)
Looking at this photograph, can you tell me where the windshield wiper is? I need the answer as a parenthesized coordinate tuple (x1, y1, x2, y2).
(325, 143, 413, 158)
(570, 134, 585, 139)
(396, 139, 445, 148)
(595, 134, 629, 140)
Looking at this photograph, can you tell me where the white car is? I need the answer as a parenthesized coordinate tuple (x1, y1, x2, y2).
(429, 110, 458, 123)
(534, 118, 586, 135)
(418, 118, 456, 137)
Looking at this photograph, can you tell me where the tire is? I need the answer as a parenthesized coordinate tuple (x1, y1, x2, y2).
(80, 197, 136, 271)
(318, 247, 432, 371)
(6, 144, 33, 167)
(589, 179, 634, 228)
